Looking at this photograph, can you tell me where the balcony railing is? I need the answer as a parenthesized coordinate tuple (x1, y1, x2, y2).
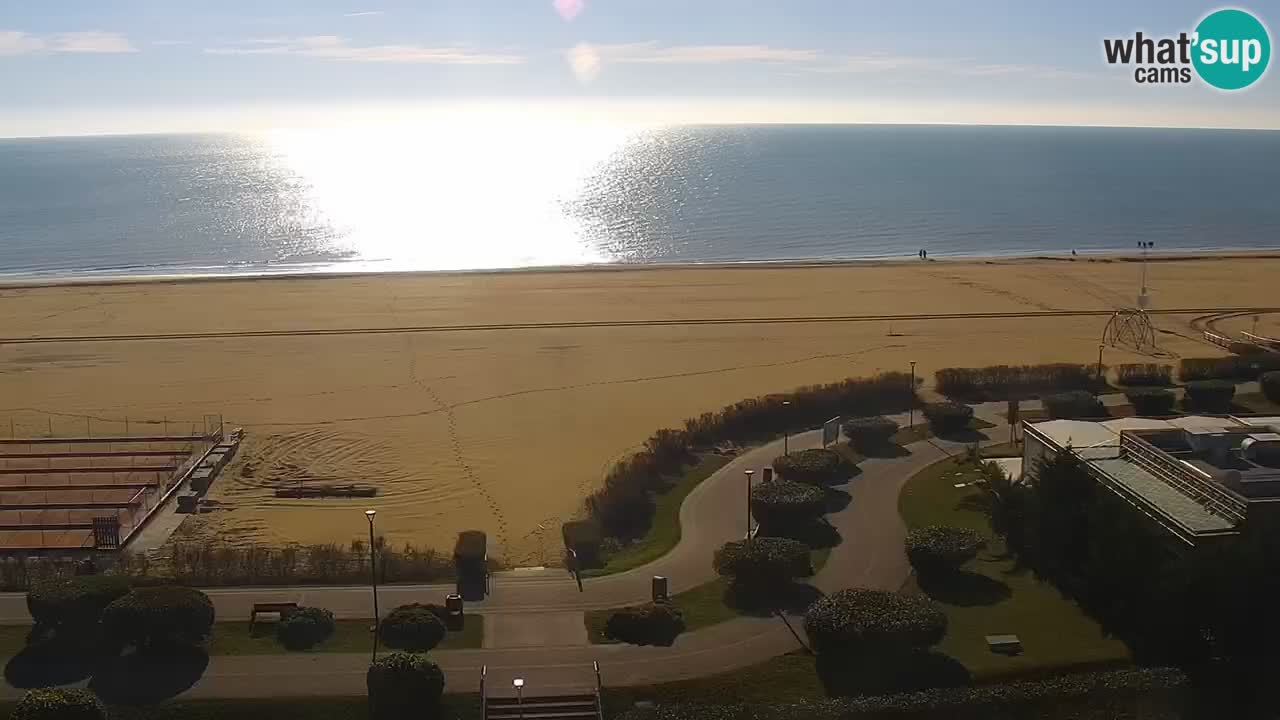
(1120, 432, 1246, 524)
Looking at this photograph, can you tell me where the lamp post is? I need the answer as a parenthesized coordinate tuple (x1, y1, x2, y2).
(366, 509, 379, 662)
(908, 361, 917, 429)
(1097, 344, 1105, 387)
(1138, 241, 1154, 303)
(513, 678, 525, 720)
(782, 400, 791, 456)
(744, 469, 755, 545)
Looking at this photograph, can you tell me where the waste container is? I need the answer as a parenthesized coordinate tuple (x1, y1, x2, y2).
(652, 576, 669, 602)
(445, 593, 464, 630)
(762, 467, 774, 483)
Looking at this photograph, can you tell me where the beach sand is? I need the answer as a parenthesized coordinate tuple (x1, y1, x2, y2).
(0, 255, 1276, 565)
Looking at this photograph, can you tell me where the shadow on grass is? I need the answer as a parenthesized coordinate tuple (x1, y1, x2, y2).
(89, 646, 209, 705)
(817, 649, 971, 697)
(724, 582, 823, 617)
(934, 427, 991, 443)
(917, 570, 1012, 607)
(853, 441, 912, 459)
(763, 521, 842, 551)
(4, 634, 101, 689)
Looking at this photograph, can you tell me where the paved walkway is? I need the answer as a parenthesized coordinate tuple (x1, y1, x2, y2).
(0, 414, 1007, 700)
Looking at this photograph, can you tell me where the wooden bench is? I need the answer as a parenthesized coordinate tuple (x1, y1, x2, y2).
(985, 633, 1022, 655)
(250, 602, 298, 628)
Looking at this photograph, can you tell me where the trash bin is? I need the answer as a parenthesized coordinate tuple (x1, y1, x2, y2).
(762, 467, 774, 483)
(445, 593, 464, 630)
(652, 576, 668, 602)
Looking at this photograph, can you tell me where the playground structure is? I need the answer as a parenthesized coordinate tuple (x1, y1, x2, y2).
(1102, 308, 1159, 354)
(0, 415, 226, 553)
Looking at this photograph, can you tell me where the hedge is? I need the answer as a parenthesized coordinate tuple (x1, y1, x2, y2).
(934, 363, 1095, 400)
(922, 402, 973, 434)
(750, 480, 827, 531)
(379, 604, 447, 652)
(1180, 353, 1280, 382)
(1184, 379, 1236, 412)
(1113, 363, 1172, 386)
(1125, 387, 1177, 416)
(616, 667, 1187, 720)
(276, 606, 335, 650)
(713, 538, 811, 589)
(1042, 391, 1104, 420)
(367, 651, 445, 720)
(27, 575, 131, 631)
(11, 688, 107, 720)
(842, 416, 899, 449)
(603, 601, 686, 646)
(772, 449, 846, 486)
(586, 373, 916, 541)
(101, 586, 214, 651)
(1262, 371, 1280, 403)
(904, 526, 986, 575)
(562, 519, 603, 567)
(803, 588, 946, 656)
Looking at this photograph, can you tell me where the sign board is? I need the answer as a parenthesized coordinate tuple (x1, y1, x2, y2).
(1007, 400, 1020, 425)
(822, 416, 841, 447)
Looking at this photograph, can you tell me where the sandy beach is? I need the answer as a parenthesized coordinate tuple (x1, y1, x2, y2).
(0, 255, 1276, 565)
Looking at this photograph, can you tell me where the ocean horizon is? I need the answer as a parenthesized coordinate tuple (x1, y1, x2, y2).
(2, 123, 1279, 281)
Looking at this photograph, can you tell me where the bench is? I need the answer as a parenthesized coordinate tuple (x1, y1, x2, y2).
(985, 633, 1022, 655)
(250, 602, 298, 628)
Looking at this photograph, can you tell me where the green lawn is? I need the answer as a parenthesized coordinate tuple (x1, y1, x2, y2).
(898, 455, 1129, 681)
(891, 417, 997, 446)
(0, 615, 482, 661)
(604, 652, 821, 710)
(585, 545, 831, 645)
(585, 453, 733, 577)
(0, 695, 484, 720)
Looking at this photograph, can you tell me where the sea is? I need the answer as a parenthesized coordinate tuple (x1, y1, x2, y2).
(1, 124, 1278, 280)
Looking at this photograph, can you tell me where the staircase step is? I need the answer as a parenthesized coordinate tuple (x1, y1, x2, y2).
(487, 711, 598, 720)
(488, 696, 596, 707)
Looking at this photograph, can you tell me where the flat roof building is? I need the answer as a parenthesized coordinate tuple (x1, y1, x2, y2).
(1022, 415, 1280, 546)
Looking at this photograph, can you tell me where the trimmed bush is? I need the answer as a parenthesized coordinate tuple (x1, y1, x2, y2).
(379, 603, 447, 652)
(1125, 387, 1177, 416)
(713, 537, 811, 590)
(1262, 371, 1280, 404)
(276, 606, 335, 650)
(27, 575, 131, 632)
(11, 688, 106, 720)
(561, 519, 603, 568)
(603, 601, 686, 646)
(1042, 391, 1105, 419)
(1184, 379, 1236, 412)
(842, 416, 899, 449)
(750, 480, 826, 531)
(1239, 352, 1280, 380)
(367, 651, 445, 720)
(101, 586, 214, 651)
(804, 588, 946, 657)
(923, 402, 973, 434)
(934, 363, 1095, 400)
(1230, 341, 1265, 356)
(1114, 363, 1172, 386)
(772, 449, 845, 485)
(905, 526, 986, 575)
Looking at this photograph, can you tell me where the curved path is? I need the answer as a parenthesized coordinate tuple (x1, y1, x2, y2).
(0, 412, 1012, 700)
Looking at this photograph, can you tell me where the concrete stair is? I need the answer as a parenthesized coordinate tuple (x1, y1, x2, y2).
(486, 693, 600, 720)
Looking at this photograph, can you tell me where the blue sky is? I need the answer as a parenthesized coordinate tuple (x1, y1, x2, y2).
(2, 0, 1277, 136)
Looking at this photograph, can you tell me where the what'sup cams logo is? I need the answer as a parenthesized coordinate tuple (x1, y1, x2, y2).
(1103, 8, 1271, 89)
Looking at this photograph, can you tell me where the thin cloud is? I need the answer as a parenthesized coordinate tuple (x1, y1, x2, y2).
(344, 11, 385, 18)
(152, 40, 192, 47)
(587, 41, 819, 65)
(0, 30, 137, 55)
(205, 36, 522, 64)
(813, 53, 1094, 80)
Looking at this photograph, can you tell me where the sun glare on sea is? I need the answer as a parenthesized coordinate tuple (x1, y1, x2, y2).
(261, 119, 635, 271)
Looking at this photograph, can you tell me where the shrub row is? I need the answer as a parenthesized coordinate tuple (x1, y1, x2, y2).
(379, 603, 447, 652)
(27, 575, 131, 632)
(277, 606, 335, 650)
(367, 651, 445, 720)
(713, 537, 811, 590)
(772, 449, 847, 485)
(1183, 379, 1236, 412)
(102, 586, 215, 651)
(1042, 390, 1105, 420)
(617, 667, 1187, 720)
(604, 601, 685, 646)
(1262, 370, 1280, 404)
(585, 373, 916, 541)
(1125, 387, 1177, 416)
(750, 480, 826, 531)
(1113, 362, 1172, 386)
(1179, 353, 1280, 381)
(842, 416, 899, 449)
(12, 688, 106, 720)
(935, 363, 1096, 400)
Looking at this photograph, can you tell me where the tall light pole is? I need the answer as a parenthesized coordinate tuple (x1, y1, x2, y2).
(908, 362, 917, 429)
(1097, 344, 1105, 387)
(366, 509, 379, 662)
(744, 469, 755, 545)
(1138, 241, 1154, 305)
(513, 678, 525, 720)
(782, 400, 791, 456)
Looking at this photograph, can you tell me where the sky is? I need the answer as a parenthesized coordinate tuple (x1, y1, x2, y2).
(1, 0, 1278, 136)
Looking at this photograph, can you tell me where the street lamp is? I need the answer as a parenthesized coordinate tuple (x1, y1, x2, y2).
(366, 509, 379, 662)
(513, 678, 525, 720)
(782, 400, 792, 456)
(744, 469, 755, 545)
(1138, 241, 1155, 304)
(908, 362, 917, 429)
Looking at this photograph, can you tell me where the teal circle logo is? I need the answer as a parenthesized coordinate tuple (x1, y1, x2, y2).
(1192, 9, 1271, 90)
